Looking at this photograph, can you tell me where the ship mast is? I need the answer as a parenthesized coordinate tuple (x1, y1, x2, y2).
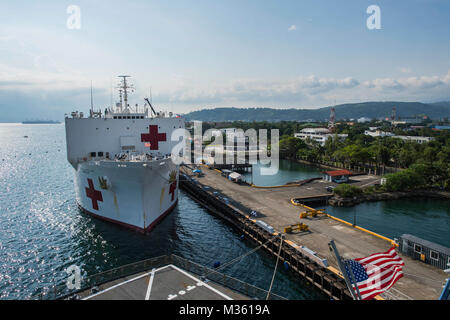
(118, 88, 123, 112)
(118, 75, 134, 112)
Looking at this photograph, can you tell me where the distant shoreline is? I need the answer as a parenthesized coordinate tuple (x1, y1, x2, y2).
(22, 121, 61, 124)
(0, 121, 62, 124)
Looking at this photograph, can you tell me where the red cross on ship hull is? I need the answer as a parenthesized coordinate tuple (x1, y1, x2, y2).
(169, 180, 177, 201)
(141, 125, 166, 150)
(85, 178, 103, 211)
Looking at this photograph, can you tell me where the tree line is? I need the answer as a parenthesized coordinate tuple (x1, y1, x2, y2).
(220, 120, 449, 190)
(278, 123, 450, 190)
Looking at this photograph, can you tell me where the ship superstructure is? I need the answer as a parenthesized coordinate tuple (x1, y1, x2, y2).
(65, 76, 184, 232)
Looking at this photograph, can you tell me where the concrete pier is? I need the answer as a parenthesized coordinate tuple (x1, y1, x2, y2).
(180, 166, 448, 300)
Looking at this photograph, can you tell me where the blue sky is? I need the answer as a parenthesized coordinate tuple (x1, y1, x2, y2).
(1, 0, 450, 121)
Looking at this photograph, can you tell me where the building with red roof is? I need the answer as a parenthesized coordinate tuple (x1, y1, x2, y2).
(322, 170, 352, 183)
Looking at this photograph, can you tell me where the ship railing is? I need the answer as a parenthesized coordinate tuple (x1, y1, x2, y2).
(30, 255, 171, 300)
(111, 153, 172, 162)
(169, 255, 287, 300)
(77, 153, 173, 164)
(30, 254, 286, 300)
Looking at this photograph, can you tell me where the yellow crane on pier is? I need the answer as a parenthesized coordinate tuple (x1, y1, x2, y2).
(298, 205, 326, 219)
(283, 223, 309, 234)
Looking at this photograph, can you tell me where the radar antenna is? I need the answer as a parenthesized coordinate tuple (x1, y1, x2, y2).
(117, 75, 135, 112)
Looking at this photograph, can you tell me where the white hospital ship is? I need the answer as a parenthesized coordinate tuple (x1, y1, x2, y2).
(65, 76, 184, 232)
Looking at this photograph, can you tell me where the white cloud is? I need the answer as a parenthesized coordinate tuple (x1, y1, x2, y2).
(364, 71, 450, 91)
(151, 71, 450, 110)
(398, 67, 412, 73)
(0, 63, 102, 92)
(288, 25, 297, 32)
(2, 45, 450, 116)
(152, 75, 360, 107)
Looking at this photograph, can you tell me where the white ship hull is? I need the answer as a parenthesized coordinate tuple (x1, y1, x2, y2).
(65, 75, 185, 233)
(74, 159, 179, 232)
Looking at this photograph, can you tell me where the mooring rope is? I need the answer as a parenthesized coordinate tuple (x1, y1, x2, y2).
(202, 234, 282, 278)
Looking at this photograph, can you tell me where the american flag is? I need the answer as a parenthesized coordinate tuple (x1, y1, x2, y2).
(343, 247, 404, 300)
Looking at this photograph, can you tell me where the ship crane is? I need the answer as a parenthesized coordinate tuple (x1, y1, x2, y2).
(144, 98, 157, 117)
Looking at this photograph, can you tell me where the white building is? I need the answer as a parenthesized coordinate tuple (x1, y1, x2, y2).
(294, 128, 347, 146)
(364, 130, 395, 137)
(393, 135, 433, 144)
(364, 130, 433, 144)
(221, 128, 249, 151)
(357, 117, 372, 123)
(392, 116, 424, 125)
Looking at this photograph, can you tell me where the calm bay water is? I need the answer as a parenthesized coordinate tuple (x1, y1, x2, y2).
(242, 159, 322, 186)
(0, 124, 326, 300)
(320, 200, 450, 248)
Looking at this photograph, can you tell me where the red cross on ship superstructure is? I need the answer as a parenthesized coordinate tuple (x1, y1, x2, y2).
(141, 125, 166, 150)
(85, 178, 103, 211)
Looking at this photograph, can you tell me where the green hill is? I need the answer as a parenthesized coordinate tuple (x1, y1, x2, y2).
(184, 101, 450, 122)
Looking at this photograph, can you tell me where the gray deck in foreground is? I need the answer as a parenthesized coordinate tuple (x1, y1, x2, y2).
(82, 264, 249, 300)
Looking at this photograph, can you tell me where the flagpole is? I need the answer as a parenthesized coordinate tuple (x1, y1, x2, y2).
(440, 266, 450, 300)
(344, 260, 363, 300)
(328, 240, 359, 300)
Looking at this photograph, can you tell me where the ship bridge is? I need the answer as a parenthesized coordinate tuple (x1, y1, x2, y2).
(68, 75, 177, 121)
(65, 76, 184, 168)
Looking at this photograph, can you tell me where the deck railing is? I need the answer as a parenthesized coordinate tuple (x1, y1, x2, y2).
(31, 254, 286, 300)
(170, 255, 286, 300)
